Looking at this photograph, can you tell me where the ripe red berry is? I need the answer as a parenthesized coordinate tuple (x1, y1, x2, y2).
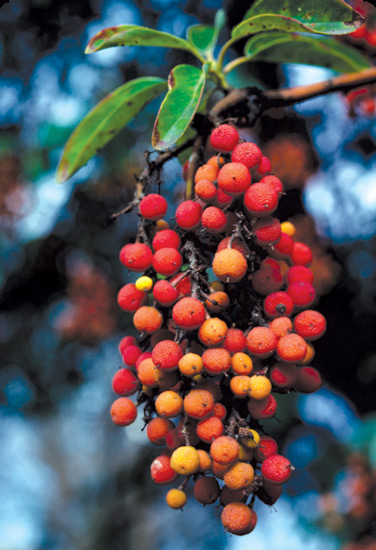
(112, 368, 139, 396)
(172, 297, 206, 330)
(253, 217, 282, 247)
(264, 291, 294, 319)
(150, 454, 178, 485)
(139, 193, 167, 221)
(152, 229, 181, 251)
(285, 265, 314, 285)
(119, 243, 153, 272)
(152, 247, 182, 276)
(231, 141, 262, 169)
(152, 340, 183, 371)
(210, 124, 239, 152)
(290, 242, 313, 266)
(256, 155, 272, 175)
(261, 454, 294, 485)
(259, 175, 284, 194)
(294, 310, 326, 341)
(153, 280, 179, 307)
(121, 344, 142, 366)
(244, 182, 279, 217)
(287, 281, 316, 307)
(117, 283, 147, 312)
(175, 200, 202, 230)
(201, 206, 227, 233)
(268, 232, 294, 259)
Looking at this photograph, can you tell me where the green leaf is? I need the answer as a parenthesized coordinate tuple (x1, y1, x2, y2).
(241, 32, 371, 72)
(56, 77, 167, 183)
(187, 9, 226, 56)
(85, 25, 203, 60)
(152, 64, 207, 151)
(187, 25, 217, 55)
(235, 0, 363, 38)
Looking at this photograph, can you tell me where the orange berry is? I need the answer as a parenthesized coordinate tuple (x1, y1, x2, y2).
(194, 475, 220, 504)
(137, 357, 160, 388)
(196, 415, 224, 443)
(223, 461, 254, 490)
(146, 417, 175, 445)
(298, 341, 315, 365)
(248, 374, 272, 400)
(211, 460, 231, 479)
(210, 435, 239, 465)
(170, 445, 200, 475)
(198, 317, 228, 347)
(110, 397, 137, 426)
(183, 388, 214, 419)
(194, 163, 219, 184)
(202, 347, 232, 376)
(195, 178, 217, 202)
(178, 353, 203, 377)
(207, 154, 226, 168)
(269, 316, 293, 339)
(155, 390, 183, 418)
(221, 503, 257, 535)
(197, 449, 212, 473)
(231, 352, 253, 375)
(294, 310, 326, 341)
(205, 291, 230, 314)
(213, 402, 227, 421)
(133, 306, 163, 334)
(217, 162, 251, 196)
(166, 488, 187, 509)
(277, 333, 307, 362)
(212, 248, 247, 283)
(246, 326, 278, 358)
(230, 375, 251, 398)
(172, 297, 206, 330)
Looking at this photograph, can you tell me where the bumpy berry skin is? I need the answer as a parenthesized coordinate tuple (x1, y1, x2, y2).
(202, 348, 232, 376)
(210, 435, 239, 465)
(153, 248, 182, 277)
(212, 248, 248, 283)
(294, 310, 326, 340)
(264, 291, 294, 319)
(175, 200, 202, 230)
(246, 327, 278, 358)
(152, 229, 181, 251)
(146, 417, 175, 446)
(139, 193, 167, 221)
(201, 206, 227, 233)
(153, 280, 179, 307)
(210, 124, 239, 152)
(170, 445, 200, 475)
(261, 454, 294, 485)
(221, 503, 257, 535)
(133, 306, 163, 334)
(172, 297, 206, 330)
(110, 397, 137, 426)
(287, 281, 316, 307)
(231, 142, 262, 169)
(120, 243, 153, 272)
(277, 333, 307, 362)
(217, 162, 252, 196)
(184, 389, 214, 419)
(166, 488, 187, 509)
(152, 340, 183, 371)
(244, 182, 279, 217)
(117, 284, 147, 312)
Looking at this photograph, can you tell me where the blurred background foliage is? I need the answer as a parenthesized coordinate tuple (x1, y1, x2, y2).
(1, 0, 376, 549)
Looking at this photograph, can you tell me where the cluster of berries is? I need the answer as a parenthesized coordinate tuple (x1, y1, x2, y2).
(111, 124, 326, 536)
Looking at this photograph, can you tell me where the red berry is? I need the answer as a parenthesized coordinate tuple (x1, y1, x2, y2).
(294, 310, 326, 341)
(152, 340, 183, 371)
(153, 280, 179, 307)
(286, 265, 314, 285)
(175, 200, 202, 230)
(290, 242, 313, 266)
(121, 344, 142, 366)
(231, 141, 262, 169)
(287, 281, 316, 307)
(150, 454, 178, 485)
(172, 297, 206, 330)
(253, 217, 282, 247)
(264, 291, 294, 319)
(244, 182, 279, 217)
(259, 175, 284, 194)
(112, 368, 139, 396)
(257, 155, 272, 175)
(201, 206, 227, 233)
(152, 229, 181, 251)
(117, 283, 147, 312)
(210, 124, 239, 152)
(261, 454, 294, 485)
(152, 247, 182, 277)
(139, 193, 167, 221)
(119, 243, 153, 272)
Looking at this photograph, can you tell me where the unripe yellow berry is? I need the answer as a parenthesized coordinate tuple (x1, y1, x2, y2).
(211, 280, 225, 292)
(280, 221, 295, 237)
(166, 488, 187, 509)
(135, 276, 153, 292)
(170, 445, 200, 475)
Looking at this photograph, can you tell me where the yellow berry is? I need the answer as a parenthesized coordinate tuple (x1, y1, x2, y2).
(170, 445, 200, 475)
(280, 221, 296, 237)
(166, 488, 187, 509)
(135, 276, 153, 292)
(239, 429, 260, 449)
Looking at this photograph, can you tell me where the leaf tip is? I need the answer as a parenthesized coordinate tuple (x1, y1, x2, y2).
(56, 159, 70, 184)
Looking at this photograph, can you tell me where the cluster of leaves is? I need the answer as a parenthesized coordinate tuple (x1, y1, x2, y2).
(56, 0, 368, 184)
